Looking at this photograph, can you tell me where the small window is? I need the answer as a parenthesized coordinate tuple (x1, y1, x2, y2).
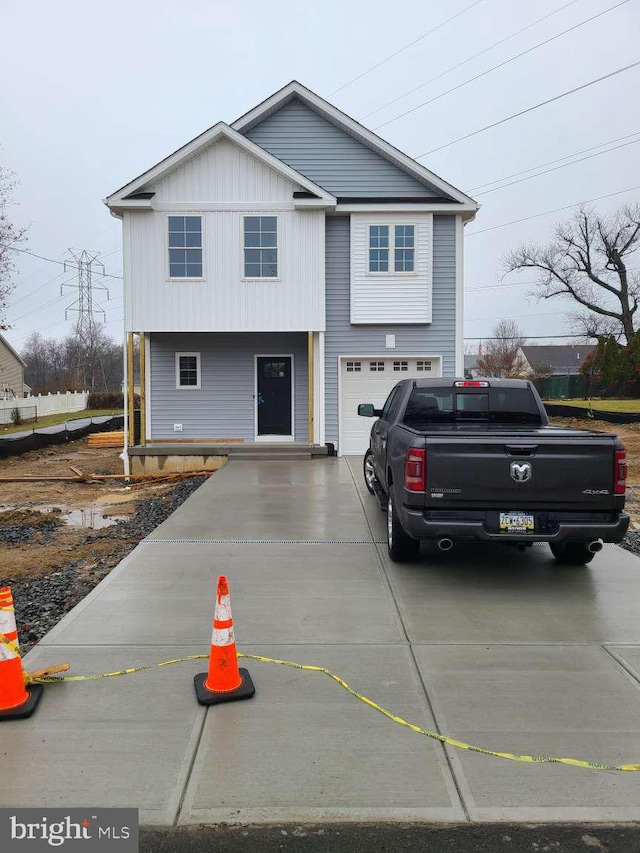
(393, 361, 408, 372)
(169, 216, 202, 278)
(394, 225, 415, 272)
(369, 225, 389, 272)
(346, 361, 362, 373)
(244, 216, 278, 278)
(175, 352, 201, 389)
(369, 361, 385, 372)
(417, 360, 432, 372)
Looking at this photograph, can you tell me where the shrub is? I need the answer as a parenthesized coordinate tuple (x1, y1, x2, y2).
(10, 407, 22, 426)
(87, 391, 139, 410)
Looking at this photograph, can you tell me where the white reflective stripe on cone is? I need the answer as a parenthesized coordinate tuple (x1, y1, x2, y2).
(0, 609, 17, 635)
(214, 593, 232, 622)
(0, 640, 19, 661)
(211, 626, 235, 647)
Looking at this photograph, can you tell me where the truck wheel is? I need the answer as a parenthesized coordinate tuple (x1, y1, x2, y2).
(387, 491, 420, 562)
(549, 542, 596, 565)
(363, 449, 378, 495)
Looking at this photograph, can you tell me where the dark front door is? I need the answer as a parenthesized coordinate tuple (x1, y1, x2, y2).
(257, 356, 292, 436)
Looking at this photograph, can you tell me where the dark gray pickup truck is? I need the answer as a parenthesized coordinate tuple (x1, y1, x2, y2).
(358, 378, 629, 563)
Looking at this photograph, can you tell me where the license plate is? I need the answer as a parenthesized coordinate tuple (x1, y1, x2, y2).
(499, 512, 534, 532)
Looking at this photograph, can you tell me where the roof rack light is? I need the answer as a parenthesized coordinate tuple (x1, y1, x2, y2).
(454, 380, 489, 388)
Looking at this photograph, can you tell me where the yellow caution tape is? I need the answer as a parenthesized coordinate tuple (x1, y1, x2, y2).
(1, 635, 20, 657)
(26, 651, 640, 772)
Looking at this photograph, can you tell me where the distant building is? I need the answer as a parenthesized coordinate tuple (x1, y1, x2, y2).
(0, 333, 28, 399)
(518, 345, 596, 376)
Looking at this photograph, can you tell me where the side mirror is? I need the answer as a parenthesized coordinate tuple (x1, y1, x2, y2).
(358, 404, 376, 417)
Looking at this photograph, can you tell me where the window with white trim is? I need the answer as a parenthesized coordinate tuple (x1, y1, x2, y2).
(169, 216, 202, 278)
(417, 360, 432, 372)
(346, 361, 362, 372)
(393, 361, 408, 371)
(369, 225, 415, 274)
(175, 352, 201, 389)
(244, 216, 278, 278)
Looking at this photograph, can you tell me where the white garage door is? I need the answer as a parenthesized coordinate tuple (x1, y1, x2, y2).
(339, 356, 442, 455)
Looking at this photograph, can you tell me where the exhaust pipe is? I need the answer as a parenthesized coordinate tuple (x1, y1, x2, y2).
(437, 538, 454, 552)
(588, 539, 604, 554)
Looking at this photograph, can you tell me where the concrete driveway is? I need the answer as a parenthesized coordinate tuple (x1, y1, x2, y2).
(5, 457, 640, 825)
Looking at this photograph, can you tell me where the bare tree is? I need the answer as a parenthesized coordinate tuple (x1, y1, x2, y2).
(504, 204, 640, 343)
(476, 319, 528, 378)
(0, 166, 28, 328)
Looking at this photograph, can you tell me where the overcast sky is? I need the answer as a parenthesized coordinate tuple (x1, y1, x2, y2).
(2, 0, 639, 353)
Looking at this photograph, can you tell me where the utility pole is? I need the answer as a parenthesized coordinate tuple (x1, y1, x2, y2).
(63, 249, 109, 389)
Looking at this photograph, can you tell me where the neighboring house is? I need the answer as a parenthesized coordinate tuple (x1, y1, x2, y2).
(105, 81, 478, 456)
(0, 333, 27, 399)
(518, 345, 596, 376)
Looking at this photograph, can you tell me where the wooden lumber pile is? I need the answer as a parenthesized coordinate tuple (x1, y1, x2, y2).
(87, 431, 124, 448)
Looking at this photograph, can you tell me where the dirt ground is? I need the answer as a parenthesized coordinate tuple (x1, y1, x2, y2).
(0, 441, 207, 584)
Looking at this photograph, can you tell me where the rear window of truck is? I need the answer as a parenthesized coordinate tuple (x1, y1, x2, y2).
(403, 387, 543, 427)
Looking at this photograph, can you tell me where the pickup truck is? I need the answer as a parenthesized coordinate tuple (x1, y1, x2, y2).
(358, 378, 629, 563)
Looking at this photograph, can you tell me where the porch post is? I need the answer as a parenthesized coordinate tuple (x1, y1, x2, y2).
(127, 332, 135, 447)
(308, 332, 314, 444)
(139, 332, 146, 447)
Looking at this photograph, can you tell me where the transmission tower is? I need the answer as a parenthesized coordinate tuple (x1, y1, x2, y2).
(63, 249, 109, 389)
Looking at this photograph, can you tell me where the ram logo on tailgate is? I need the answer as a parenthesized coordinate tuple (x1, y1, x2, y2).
(510, 461, 532, 482)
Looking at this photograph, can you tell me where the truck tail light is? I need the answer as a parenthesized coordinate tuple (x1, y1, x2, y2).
(614, 450, 627, 495)
(405, 448, 426, 492)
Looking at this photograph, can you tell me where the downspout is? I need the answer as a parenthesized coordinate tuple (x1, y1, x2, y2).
(308, 332, 314, 444)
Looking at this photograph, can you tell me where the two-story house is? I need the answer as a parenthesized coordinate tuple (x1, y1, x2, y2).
(105, 82, 478, 469)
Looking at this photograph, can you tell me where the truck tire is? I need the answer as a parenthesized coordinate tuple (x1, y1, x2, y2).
(387, 491, 420, 562)
(363, 449, 378, 495)
(549, 542, 596, 565)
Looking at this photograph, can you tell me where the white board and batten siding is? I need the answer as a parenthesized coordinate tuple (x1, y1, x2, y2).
(349, 213, 432, 324)
(123, 137, 325, 334)
(339, 356, 442, 455)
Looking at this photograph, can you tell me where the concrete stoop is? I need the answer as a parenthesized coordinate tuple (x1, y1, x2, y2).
(128, 443, 328, 474)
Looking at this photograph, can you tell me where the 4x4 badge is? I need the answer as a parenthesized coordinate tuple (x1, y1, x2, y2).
(511, 461, 532, 482)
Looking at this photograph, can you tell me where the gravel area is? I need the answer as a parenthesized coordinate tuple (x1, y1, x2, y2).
(621, 528, 640, 557)
(5, 476, 207, 649)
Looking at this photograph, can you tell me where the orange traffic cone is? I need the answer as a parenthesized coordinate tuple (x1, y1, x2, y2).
(0, 587, 43, 720)
(194, 575, 255, 705)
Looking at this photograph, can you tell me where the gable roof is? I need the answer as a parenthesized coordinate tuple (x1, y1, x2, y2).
(0, 333, 26, 367)
(520, 345, 596, 372)
(232, 81, 478, 210)
(105, 122, 336, 212)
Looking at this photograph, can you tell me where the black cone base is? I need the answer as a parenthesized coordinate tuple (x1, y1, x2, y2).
(0, 684, 44, 720)
(194, 669, 255, 706)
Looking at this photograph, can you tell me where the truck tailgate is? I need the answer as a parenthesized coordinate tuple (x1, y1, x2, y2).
(425, 433, 617, 510)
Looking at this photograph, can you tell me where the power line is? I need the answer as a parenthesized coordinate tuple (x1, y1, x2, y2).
(466, 310, 566, 322)
(466, 280, 541, 292)
(329, 0, 485, 96)
(464, 333, 596, 340)
(9, 271, 73, 309)
(361, 0, 584, 120)
(475, 137, 640, 196)
(469, 130, 640, 191)
(417, 59, 640, 157)
(374, 0, 630, 131)
(466, 184, 640, 236)
(0, 244, 123, 280)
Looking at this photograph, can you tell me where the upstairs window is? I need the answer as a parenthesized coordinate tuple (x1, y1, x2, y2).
(244, 216, 278, 278)
(369, 224, 415, 274)
(394, 225, 415, 272)
(169, 216, 202, 278)
(369, 226, 389, 272)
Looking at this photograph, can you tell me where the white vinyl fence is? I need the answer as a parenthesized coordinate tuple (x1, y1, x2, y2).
(0, 391, 89, 425)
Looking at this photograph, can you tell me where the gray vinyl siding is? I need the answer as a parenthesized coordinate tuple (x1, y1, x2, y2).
(244, 98, 443, 199)
(149, 333, 308, 441)
(324, 215, 457, 445)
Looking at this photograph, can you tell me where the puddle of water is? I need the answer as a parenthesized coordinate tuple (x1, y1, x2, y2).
(0, 504, 126, 530)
